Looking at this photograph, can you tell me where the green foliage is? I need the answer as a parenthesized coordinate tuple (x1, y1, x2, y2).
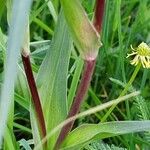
(19, 139, 32, 150)
(36, 10, 72, 149)
(0, 0, 5, 20)
(85, 140, 127, 150)
(0, 0, 150, 149)
(61, 121, 150, 149)
(61, 0, 101, 60)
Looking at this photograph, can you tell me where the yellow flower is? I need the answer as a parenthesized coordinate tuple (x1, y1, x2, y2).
(127, 42, 150, 68)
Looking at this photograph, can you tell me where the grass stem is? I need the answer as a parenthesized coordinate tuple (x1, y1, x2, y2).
(55, 0, 105, 148)
(54, 60, 96, 149)
(101, 63, 141, 122)
(21, 54, 47, 144)
(93, 0, 105, 32)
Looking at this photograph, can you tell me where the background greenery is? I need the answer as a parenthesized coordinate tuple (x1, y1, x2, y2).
(0, 0, 150, 149)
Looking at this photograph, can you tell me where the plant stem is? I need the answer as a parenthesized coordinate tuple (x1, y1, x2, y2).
(21, 55, 47, 142)
(101, 63, 141, 122)
(93, 0, 105, 32)
(54, 60, 96, 149)
(55, 1, 105, 149)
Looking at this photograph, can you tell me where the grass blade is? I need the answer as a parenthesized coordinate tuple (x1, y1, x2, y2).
(62, 121, 150, 149)
(0, 0, 32, 145)
(36, 10, 72, 149)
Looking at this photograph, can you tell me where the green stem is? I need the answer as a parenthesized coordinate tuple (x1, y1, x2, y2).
(101, 63, 141, 122)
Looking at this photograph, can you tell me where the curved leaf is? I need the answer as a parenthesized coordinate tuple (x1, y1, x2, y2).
(62, 121, 150, 149)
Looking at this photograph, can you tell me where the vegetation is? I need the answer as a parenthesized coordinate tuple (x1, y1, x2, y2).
(0, 0, 150, 149)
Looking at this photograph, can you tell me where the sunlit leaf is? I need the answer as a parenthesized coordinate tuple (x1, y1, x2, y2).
(62, 121, 150, 149)
(36, 11, 72, 149)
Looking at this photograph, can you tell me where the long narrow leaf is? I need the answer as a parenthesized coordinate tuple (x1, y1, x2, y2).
(36, 11, 72, 149)
(0, 0, 32, 145)
(62, 121, 150, 149)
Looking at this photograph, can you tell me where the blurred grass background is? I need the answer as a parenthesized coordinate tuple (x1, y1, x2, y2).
(0, 0, 150, 149)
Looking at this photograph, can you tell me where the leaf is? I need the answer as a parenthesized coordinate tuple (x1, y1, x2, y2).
(46, 0, 58, 23)
(0, 28, 6, 52)
(67, 57, 83, 109)
(36, 10, 72, 149)
(4, 126, 19, 150)
(30, 105, 43, 150)
(15, 65, 30, 109)
(13, 122, 31, 134)
(61, 121, 150, 149)
(0, 0, 5, 19)
(6, 0, 13, 25)
(85, 140, 127, 150)
(61, 0, 101, 60)
(19, 139, 32, 150)
(0, 0, 32, 145)
(33, 17, 54, 36)
(134, 96, 150, 120)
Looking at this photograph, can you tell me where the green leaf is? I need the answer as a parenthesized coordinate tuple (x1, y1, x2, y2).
(13, 122, 31, 134)
(0, 28, 6, 55)
(4, 126, 19, 150)
(46, 0, 58, 23)
(6, 0, 13, 25)
(30, 107, 43, 150)
(36, 10, 72, 149)
(0, 0, 5, 20)
(19, 139, 32, 150)
(85, 140, 127, 150)
(61, 0, 101, 60)
(33, 17, 54, 36)
(15, 65, 30, 110)
(67, 57, 83, 109)
(62, 121, 150, 149)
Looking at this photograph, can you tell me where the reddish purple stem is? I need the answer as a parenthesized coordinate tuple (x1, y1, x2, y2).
(93, 0, 105, 32)
(22, 55, 47, 141)
(55, 60, 96, 149)
(55, 0, 105, 149)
